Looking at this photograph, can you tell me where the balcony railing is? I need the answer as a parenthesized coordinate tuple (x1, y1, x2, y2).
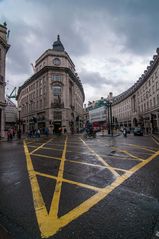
(51, 102, 64, 108)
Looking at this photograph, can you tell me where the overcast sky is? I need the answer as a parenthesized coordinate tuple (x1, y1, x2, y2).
(1, 0, 159, 103)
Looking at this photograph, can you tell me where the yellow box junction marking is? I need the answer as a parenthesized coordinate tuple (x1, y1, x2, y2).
(152, 136, 159, 146)
(121, 143, 156, 153)
(111, 146, 144, 161)
(80, 138, 120, 178)
(23, 137, 159, 238)
(35, 171, 102, 192)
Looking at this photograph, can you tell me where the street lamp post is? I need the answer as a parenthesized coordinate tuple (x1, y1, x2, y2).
(109, 101, 113, 136)
(18, 106, 21, 130)
(107, 92, 113, 136)
(103, 96, 113, 136)
(107, 102, 110, 134)
(18, 106, 22, 139)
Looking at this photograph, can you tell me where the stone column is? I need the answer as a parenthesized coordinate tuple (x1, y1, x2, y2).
(157, 113, 159, 132)
(1, 108, 5, 138)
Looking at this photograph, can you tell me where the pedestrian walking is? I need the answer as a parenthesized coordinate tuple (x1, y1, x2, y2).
(45, 127, 49, 137)
(64, 128, 67, 134)
(7, 130, 10, 141)
(58, 127, 62, 136)
(17, 129, 21, 139)
(13, 128, 16, 138)
(37, 129, 40, 138)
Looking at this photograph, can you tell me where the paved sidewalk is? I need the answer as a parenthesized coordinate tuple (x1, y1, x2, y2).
(0, 135, 26, 142)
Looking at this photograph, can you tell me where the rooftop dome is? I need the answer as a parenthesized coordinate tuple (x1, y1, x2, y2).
(52, 35, 65, 52)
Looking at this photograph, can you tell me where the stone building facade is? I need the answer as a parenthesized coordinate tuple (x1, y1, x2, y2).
(5, 97, 17, 130)
(112, 48, 159, 134)
(0, 22, 10, 137)
(17, 36, 85, 134)
(86, 48, 159, 134)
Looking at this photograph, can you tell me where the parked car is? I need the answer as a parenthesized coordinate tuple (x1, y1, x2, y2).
(133, 127, 143, 136)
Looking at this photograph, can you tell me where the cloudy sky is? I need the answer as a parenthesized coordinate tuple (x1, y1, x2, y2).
(0, 0, 159, 103)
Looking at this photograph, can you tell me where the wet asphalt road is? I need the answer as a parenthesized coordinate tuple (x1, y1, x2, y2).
(0, 133, 159, 239)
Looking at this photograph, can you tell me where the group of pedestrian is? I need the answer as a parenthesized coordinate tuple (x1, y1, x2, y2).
(59, 127, 67, 135)
(28, 128, 41, 138)
(52, 127, 67, 135)
(7, 128, 21, 141)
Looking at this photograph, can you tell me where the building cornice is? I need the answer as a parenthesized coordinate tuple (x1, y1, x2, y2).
(0, 101, 7, 107)
(0, 36, 10, 51)
(17, 66, 85, 101)
(35, 49, 75, 68)
(113, 48, 159, 105)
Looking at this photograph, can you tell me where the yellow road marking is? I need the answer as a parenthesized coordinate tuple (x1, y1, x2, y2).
(26, 141, 49, 145)
(100, 153, 136, 160)
(32, 153, 61, 161)
(45, 142, 84, 148)
(28, 145, 40, 148)
(29, 152, 129, 173)
(66, 159, 129, 173)
(56, 150, 159, 234)
(24, 136, 159, 238)
(23, 141, 48, 237)
(35, 171, 102, 192)
(35, 171, 57, 180)
(80, 138, 119, 177)
(120, 143, 156, 153)
(31, 151, 129, 173)
(28, 145, 72, 153)
(48, 137, 67, 219)
(111, 147, 144, 161)
(30, 138, 53, 155)
(25, 141, 34, 145)
(152, 136, 159, 146)
(122, 150, 144, 161)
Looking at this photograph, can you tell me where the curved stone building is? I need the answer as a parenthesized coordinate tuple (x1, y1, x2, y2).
(17, 36, 85, 134)
(0, 22, 10, 138)
(112, 48, 159, 134)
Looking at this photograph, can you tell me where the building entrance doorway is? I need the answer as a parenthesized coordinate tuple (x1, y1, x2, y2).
(54, 121, 61, 134)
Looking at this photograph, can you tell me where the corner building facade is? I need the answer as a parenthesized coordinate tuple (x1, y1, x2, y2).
(17, 36, 85, 133)
(112, 48, 159, 134)
(0, 23, 10, 137)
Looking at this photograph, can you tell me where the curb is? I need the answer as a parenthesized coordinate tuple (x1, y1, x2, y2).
(98, 134, 121, 137)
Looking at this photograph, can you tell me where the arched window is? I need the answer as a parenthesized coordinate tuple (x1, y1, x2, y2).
(52, 86, 62, 96)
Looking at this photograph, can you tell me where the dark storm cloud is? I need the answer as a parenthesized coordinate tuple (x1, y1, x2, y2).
(34, 2, 90, 57)
(109, 0, 159, 55)
(80, 70, 109, 86)
(3, 0, 159, 76)
(80, 69, 127, 88)
(2, 1, 90, 76)
(1, 0, 159, 101)
(90, 0, 159, 55)
(46, 0, 159, 56)
(6, 20, 40, 75)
